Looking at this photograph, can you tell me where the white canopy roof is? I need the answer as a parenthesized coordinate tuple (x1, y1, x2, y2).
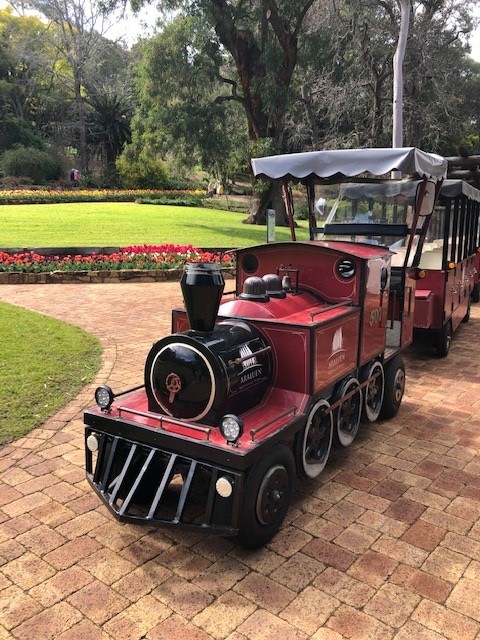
(251, 147, 448, 182)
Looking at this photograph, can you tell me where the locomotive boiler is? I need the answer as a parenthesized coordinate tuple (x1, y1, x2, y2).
(84, 147, 448, 548)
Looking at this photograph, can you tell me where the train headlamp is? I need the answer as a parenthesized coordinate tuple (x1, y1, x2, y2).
(95, 385, 114, 411)
(448, 262, 455, 270)
(220, 414, 243, 443)
(418, 270, 426, 279)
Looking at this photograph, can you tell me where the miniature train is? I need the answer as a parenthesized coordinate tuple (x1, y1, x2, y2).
(84, 147, 451, 548)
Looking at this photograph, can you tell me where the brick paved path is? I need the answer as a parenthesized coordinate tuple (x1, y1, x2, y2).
(1, 282, 480, 640)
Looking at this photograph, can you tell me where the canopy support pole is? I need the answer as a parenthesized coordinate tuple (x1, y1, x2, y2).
(282, 179, 296, 241)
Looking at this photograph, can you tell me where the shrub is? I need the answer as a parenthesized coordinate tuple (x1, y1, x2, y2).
(1, 146, 62, 183)
(116, 151, 169, 189)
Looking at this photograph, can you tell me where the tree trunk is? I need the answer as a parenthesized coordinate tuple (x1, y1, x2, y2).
(244, 182, 289, 225)
(392, 0, 411, 149)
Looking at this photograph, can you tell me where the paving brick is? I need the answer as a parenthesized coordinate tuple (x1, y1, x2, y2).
(347, 550, 399, 588)
(11, 601, 83, 640)
(16, 524, 67, 556)
(193, 557, 250, 597)
(363, 582, 420, 627)
(148, 613, 215, 640)
(313, 567, 375, 607)
(323, 501, 366, 528)
(372, 535, 428, 568)
(78, 547, 136, 584)
(279, 585, 339, 635)
(270, 552, 325, 592)
(2, 551, 56, 590)
(265, 525, 312, 558)
(327, 604, 394, 640)
(392, 619, 450, 640)
(227, 547, 285, 575)
(236, 609, 308, 640)
(111, 559, 172, 601)
(234, 572, 295, 614)
(411, 598, 479, 640)
(2, 492, 52, 518)
(29, 565, 93, 607)
(192, 591, 257, 639)
(0, 585, 42, 630)
(293, 513, 343, 540)
(302, 538, 357, 572)
(102, 595, 171, 639)
(44, 536, 102, 570)
(446, 577, 480, 622)
(152, 575, 213, 619)
(333, 522, 381, 554)
(384, 497, 427, 524)
(392, 564, 452, 603)
(400, 519, 446, 551)
(67, 580, 129, 625)
(421, 546, 470, 583)
(345, 489, 391, 513)
(55, 618, 110, 640)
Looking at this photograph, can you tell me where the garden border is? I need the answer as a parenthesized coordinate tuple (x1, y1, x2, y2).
(0, 268, 235, 285)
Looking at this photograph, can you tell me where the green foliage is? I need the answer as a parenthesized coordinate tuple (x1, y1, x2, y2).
(130, 15, 250, 185)
(0, 116, 45, 153)
(116, 149, 169, 189)
(0, 302, 101, 444)
(136, 195, 204, 206)
(1, 146, 62, 183)
(86, 86, 133, 166)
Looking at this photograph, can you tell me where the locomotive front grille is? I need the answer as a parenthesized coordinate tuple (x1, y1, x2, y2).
(85, 430, 243, 534)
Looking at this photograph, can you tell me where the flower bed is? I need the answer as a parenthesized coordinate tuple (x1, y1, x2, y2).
(0, 188, 204, 205)
(0, 244, 235, 284)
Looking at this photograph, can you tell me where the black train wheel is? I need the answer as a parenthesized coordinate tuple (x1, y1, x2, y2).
(435, 320, 452, 358)
(295, 399, 333, 479)
(237, 443, 295, 549)
(471, 283, 480, 304)
(380, 355, 405, 419)
(335, 377, 362, 447)
(362, 360, 385, 423)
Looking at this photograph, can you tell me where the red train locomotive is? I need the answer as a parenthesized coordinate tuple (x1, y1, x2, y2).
(84, 148, 447, 548)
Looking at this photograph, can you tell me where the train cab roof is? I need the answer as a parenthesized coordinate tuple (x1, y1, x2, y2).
(251, 147, 448, 183)
(440, 179, 480, 201)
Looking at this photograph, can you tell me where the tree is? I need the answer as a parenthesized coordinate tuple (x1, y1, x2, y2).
(124, 0, 319, 222)
(86, 85, 133, 180)
(129, 15, 249, 187)
(25, 0, 121, 172)
(0, 7, 67, 150)
(284, 0, 480, 154)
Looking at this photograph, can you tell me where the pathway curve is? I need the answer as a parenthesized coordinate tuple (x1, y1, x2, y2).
(1, 282, 480, 640)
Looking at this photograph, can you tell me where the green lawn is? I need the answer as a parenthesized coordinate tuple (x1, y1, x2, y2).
(0, 302, 102, 445)
(0, 202, 309, 248)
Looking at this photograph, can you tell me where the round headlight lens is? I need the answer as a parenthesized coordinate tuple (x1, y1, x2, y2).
(95, 385, 114, 410)
(220, 414, 243, 443)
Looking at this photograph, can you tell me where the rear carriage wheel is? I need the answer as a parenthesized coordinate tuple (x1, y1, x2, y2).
(237, 444, 295, 549)
(335, 378, 362, 447)
(295, 399, 333, 479)
(435, 319, 452, 358)
(380, 355, 405, 419)
(462, 297, 471, 323)
(471, 283, 480, 304)
(362, 361, 385, 423)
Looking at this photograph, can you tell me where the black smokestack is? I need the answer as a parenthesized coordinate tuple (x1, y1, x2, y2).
(180, 262, 225, 332)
